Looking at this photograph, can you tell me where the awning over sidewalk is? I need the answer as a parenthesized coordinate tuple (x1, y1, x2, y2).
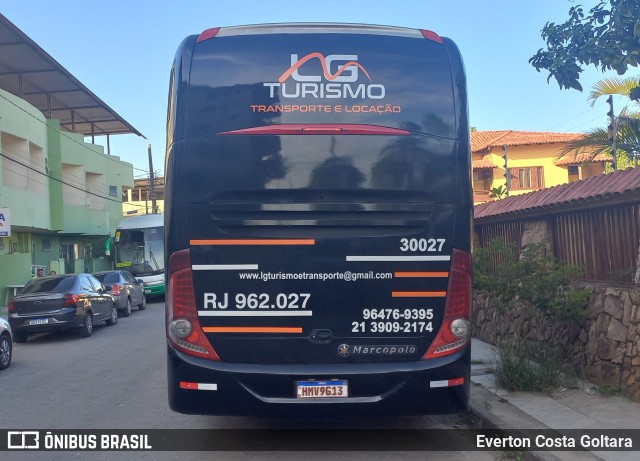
(0, 13, 144, 138)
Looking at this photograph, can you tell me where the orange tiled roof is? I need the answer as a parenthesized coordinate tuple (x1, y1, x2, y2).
(474, 167, 640, 222)
(555, 152, 612, 166)
(472, 159, 497, 169)
(471, 130, 584, 153)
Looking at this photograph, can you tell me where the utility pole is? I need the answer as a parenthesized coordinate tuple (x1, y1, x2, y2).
(606, 96, 618, 172)
(147, 143, 158, 214)
(502, 145, 510, 196)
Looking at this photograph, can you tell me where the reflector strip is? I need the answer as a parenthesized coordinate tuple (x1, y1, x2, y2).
(199, 311, 312, 317)
(420, 29, 444, 44)
(196, 27, 221, 43)
(429, 378, 464, 388)
(347, 256, 451, 262)
(392, 291, 446, 298)
(179, 381, 198, 390)
(192, 264, 259, 270)
(394, 272, 449, 278)
(191, 239, 315, 246)
(180, 381, 218, 391)
(202, 327, 303, 333)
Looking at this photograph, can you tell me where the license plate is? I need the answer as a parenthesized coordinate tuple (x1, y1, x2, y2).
(29, 318, 48, 326)
(144, 289, 151, 294)
(296, 380, 348, 398)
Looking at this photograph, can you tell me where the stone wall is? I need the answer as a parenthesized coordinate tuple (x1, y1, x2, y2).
(472, 283, 640, 401)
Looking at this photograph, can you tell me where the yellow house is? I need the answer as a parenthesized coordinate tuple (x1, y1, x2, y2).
(472, 130, 610, 204)
(122, 177, 165, 216)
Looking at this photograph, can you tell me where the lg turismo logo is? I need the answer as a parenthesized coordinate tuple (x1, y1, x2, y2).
(263, 52, 386, 100)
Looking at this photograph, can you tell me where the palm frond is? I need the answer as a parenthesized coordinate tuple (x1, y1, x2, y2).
(556, 128, 611, 159)
(617, 122, 640, 155)
(588, 77, 640, 106)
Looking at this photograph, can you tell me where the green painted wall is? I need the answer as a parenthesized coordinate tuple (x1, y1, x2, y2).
(58, 130, 133, 237)
(46, 120, 64, 230)
(0, 87, 135, 303)
(0, 89, 51, 231)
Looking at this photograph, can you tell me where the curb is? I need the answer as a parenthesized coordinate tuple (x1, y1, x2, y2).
(469, 383, 604, 461)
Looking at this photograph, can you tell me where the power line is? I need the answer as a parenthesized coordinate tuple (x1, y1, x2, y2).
(0, 152, 153, 212)
(1, 150, 131, 205)
(0, 146, 127, 193)
(544, 102, 606, 132)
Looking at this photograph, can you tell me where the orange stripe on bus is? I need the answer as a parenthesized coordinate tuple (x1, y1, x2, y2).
(190, 239, 315, 246)
(202, 327, 303, 334)
(392, 291, 447, 298)
(394, 272, 449, 278)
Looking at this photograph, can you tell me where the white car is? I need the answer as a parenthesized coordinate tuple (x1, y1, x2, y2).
(0, 316, 12, 370)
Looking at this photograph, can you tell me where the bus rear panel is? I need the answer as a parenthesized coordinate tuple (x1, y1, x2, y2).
(165, 24, 472, 416)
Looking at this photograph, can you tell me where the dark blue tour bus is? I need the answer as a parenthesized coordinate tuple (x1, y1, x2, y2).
(165, 23, 472, 416)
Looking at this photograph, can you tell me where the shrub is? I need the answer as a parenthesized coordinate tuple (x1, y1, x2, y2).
(473, 238, 589, 321)
(494, 341, 573, 393)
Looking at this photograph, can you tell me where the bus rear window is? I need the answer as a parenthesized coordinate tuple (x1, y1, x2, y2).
(186, 33, 455, 139)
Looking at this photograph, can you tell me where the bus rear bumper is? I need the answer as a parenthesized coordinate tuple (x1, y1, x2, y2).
(167, 343, 470, 417)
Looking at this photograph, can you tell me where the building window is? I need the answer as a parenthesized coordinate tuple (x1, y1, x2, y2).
(473, 169, 492, 181)
(60, 243, 78, 261)
(510, 166, 544, 190)
(42, 239, 52, 252)
(568, 165, 579, 175)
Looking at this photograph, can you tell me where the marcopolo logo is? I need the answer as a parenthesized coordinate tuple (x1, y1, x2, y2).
(337, 344, 417, 357)
(263, 52, 386, 100)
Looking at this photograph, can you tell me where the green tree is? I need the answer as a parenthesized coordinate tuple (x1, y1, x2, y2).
(530, 0, 640, 91)
(558, 77, 640, 166)
(489, 185, 508, 199)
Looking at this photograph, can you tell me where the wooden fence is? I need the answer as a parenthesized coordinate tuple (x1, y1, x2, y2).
(554, 204, 640, 281)
(475, 203, 640, 283)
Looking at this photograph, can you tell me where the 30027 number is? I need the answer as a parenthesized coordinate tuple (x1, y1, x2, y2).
(400, 238, 445, 252)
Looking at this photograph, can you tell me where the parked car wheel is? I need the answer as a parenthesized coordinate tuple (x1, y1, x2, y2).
(106, 304, 118, 326)
(138, 295, 147, 310)
(0, 333, 12, 370)
(122, 299, 132, 317)
(13, 332, 28, 343)
(79, 313, 93, 337)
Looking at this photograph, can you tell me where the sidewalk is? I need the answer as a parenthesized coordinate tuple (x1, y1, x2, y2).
(469, 338, 640, 461)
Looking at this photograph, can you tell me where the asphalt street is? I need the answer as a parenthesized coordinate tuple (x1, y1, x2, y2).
(1, 299, 496, 461)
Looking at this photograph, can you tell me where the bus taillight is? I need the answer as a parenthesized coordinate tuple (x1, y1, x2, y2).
(423, 249, 471, 360)
(166, 249, 220, 360)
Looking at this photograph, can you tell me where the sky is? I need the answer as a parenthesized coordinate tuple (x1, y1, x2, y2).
(1, 0, 625, 177)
